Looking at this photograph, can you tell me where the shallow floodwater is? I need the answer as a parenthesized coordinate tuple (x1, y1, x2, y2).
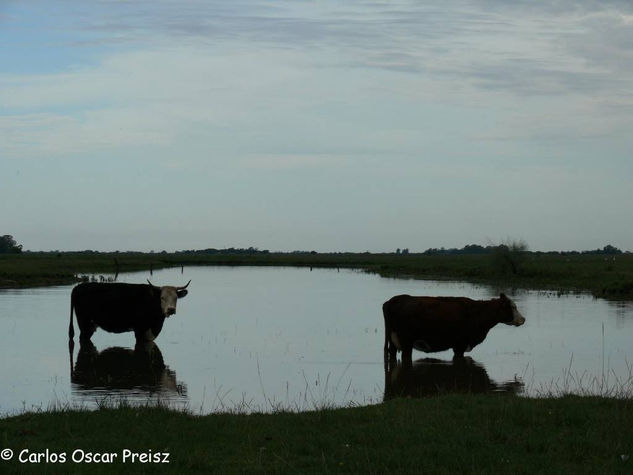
(1, 266, 632, 414)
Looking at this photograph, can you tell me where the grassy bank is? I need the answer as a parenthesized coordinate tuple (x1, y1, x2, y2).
(2, 251, 633, 299)
(1, 396, 632, 473)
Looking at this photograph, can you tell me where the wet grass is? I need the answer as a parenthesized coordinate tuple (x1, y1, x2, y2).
(1, 396, 633, 473)
(2, 251, 633, 299)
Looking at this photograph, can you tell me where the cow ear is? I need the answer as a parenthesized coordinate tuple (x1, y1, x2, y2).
(177, 289, 188, 299)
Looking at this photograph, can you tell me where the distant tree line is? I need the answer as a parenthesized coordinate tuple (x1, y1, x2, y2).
(2, 233, 627, 256)
(571, 244, 623, 255)
(177, 247, 270, 255)
(419, 243, 624, 256)
(421, 244, 493, 255)
(0, 235, 22, 254)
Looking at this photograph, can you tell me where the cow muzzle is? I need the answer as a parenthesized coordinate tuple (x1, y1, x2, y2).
(166, 307, 176, 317)
(512, 310, 526, 326)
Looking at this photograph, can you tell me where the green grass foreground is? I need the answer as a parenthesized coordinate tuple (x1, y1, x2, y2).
(1, 396, 632, 473)
(2, 251, 633, 299)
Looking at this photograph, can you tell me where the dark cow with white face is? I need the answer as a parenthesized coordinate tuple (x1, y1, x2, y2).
(69, 280, 190, 342)
(383, 293, 525, 366)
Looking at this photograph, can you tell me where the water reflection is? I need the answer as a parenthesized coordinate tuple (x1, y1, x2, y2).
(4, 267, 633, 414)
(608, 300, 633, 328)
(384, 357, 524, 400)
(70, 341, 187, 401)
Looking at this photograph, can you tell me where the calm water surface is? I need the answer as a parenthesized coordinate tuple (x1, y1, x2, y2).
(1, 266, 632, 415)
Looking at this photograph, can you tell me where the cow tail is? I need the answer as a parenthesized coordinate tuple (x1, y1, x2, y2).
(69, 291, 75, 340)
(382, 300, 391, 353)
(68, 290, 76, 375)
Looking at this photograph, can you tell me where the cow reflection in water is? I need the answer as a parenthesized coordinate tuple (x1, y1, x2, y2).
(71, 341, 186, 397)
(384, 357, 523, 400)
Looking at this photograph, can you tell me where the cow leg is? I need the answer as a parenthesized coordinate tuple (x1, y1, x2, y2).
(150, 319, 164, 340)
(77, 318, 96, 341)
(136, 317, 164, 342)
(383, 320, 392, 359)
(389, 345, 398, 363)
(135, 328, 156, 342)
(452, 346, 465, 359)
(68, 338, 75, 376)
(384, 340, 398, 372)
(383, 323, 399, 370)
(383, 303, 397, 368)
(384, 346, 398, 372)
(401, 345, 413, 368)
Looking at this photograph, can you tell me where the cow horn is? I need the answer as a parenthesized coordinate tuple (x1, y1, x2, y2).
(177, 280, 191, 290)
(147, 279, 157, 288)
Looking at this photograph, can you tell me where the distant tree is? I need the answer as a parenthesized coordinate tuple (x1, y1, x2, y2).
(491, 239, 528, 275)
(423, 244, 494, 255)
(0, 235, 23, 254)
(600, 244, 622, 255)
(463, 244, 487, 254)
(580, 244, 623, 255)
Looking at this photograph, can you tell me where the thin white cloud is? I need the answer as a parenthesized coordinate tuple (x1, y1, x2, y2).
(81, 1, 632, 97)
(239, 153, 349, 170)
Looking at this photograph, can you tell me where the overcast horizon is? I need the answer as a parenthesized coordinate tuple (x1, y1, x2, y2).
(2, 1, 632, 254)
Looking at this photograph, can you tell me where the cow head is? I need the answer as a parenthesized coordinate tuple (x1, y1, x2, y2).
(499, 293, 525, 326)
(148, 280, 191, 317)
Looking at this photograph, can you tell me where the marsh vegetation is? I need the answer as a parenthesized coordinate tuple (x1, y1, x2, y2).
(2, 396, 633, 473)
(1, 246, 632, 299)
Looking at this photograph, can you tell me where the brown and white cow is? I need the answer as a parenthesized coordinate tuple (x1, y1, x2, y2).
(383, 293, 525, 365)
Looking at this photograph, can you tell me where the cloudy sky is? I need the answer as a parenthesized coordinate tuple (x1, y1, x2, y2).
(1, 0, 632, 252)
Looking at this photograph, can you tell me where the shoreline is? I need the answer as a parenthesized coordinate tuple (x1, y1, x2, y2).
(2, 251, 633, 299)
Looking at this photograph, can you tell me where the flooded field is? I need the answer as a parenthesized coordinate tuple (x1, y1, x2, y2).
(1, 266, 632, 415)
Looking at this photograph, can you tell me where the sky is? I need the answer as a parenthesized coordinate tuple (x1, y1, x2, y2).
(1, 0, 632, 253)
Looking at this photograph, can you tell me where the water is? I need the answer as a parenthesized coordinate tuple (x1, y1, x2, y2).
(1, 266, 632, 415)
